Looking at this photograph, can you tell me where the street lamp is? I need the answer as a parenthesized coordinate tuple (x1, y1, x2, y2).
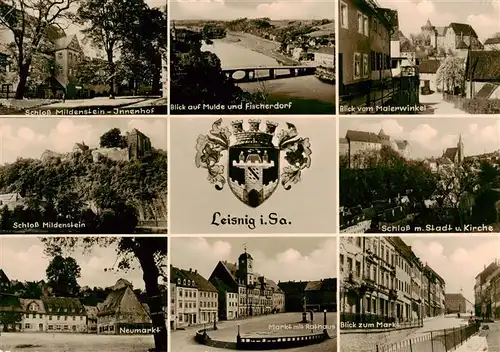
(323, 309, 327, 335)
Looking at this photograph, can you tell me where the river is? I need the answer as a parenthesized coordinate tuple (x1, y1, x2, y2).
(202, 39, 335, 114)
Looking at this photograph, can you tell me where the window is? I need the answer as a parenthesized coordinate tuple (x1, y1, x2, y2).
(355, 261, 361, 278)
(363, 16, 369, 36)
(25, 323, 31, 329)
(49, 316, 52, 321)
(357, 12, 363, 34)
(48, 325, 53, 330)
(347, 257, 353, 272)
(340, 1, 348, 29)
(363, 54, 369, 78)
(354, 53, 361, 79)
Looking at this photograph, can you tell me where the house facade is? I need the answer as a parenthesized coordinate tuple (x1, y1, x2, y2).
(465, 51, 500, 100)
(339, 0, 394, 96)
(96, 279, 152, 334)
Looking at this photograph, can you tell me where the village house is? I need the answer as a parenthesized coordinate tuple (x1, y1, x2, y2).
(170, 266, 200, 329)
(85, 305, 98, 333)
(41, 297, 88, 333)
(313, 47, 335, 68)
(0, 192, 24, 210)
(96, 279, 152, 334)
(484, 37, 500, 51)
(338, 0, 395, 96)
(418, 59, 441, 94)
(465, 51, 500, 100)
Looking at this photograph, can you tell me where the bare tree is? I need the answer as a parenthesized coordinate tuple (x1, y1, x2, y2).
(0, 0, 77, 99)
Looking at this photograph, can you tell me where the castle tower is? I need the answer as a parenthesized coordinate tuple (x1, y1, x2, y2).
(378, 128, 390, 146)
(421, 19, 437, 48)
(457, 134, 464, 163)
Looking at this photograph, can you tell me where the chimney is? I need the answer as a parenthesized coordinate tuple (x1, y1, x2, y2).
(195, 270, 197, 275)
(189, 268, 192, 272)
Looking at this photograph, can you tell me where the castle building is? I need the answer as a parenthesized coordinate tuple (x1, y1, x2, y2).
(127, 128, 152, 160)
(340, 129, 411, 168)
(419, 20, 482, 55)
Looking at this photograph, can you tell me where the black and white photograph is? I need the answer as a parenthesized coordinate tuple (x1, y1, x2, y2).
(169, 116, 336, 234)
(170, 236, 337, 352)
(0, 117, 168, 233)
(339, 117, 500, 233)
(0, 0, 167, 115)
(0, 236, 167, 352)
(339, 235, 500, 352)
(170, 0, 335, 115)
(338, 0, 500, 114)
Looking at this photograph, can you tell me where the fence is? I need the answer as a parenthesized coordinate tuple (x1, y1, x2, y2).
(377, 322, 480, 352)
(341, 313, 423, 330)
(237, 331, 329, 350)
(340, 76, 420, 113)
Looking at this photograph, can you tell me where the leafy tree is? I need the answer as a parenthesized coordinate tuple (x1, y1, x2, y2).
(0, 310, 23, 331)
(75, 58, 108, 86)
(0, 205, 12, 230)
(77, 0, 151, 98)
(120, 7, 165, 95)
(46, 255, 81, 297)
(436, 56, 465, 94)
(41, 237, 167, 351)
(99, 128, 127, 148)
(0, 0, 77, 99)
(171, 28, 260, 107)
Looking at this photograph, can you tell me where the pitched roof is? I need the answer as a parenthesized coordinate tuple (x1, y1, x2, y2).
(443, 147, 458, 160)
(485, 37, 500, 45)
(265, 279, 283, 293)
(345, 130, 381, 143)
(96, 287, 127, 315)
(19, 299, 45, 313)
(339, 138, 348, 144)
(305, 280, 322, 291)
(436, 26, 447, 36)
(419, 60, 441, 74)
(445, 293, 465, 301)
(466, 51, 500, 81)
(475, 83, 499, 99)
(41, 297, 85, 315)
(0, 193, 22, 202)
(188, 270, 218, 292)
(0, 269, 10, 284)
(449, 23, 478, 38)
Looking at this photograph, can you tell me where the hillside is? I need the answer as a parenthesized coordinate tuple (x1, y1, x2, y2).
(0, 150, 168, 233)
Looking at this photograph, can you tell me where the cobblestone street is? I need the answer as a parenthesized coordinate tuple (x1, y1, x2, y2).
(171, 312, 337, 352)
(0, 332, 155, 352)
(340, 316, 472, 352)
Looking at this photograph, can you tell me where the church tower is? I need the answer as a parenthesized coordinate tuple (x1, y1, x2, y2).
(457, 134, 464, 163)
(378, 128, 390, 146)
(237, 246, 253, 286)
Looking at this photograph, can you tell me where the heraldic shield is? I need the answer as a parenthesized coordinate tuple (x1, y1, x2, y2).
(228, 119, 280, 207)
(195, 118, 312, 208)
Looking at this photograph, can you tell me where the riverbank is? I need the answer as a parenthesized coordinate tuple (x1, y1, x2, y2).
(222, 31, 299, 66)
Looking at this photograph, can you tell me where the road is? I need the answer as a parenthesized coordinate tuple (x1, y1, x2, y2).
(420, 92, 465, 114)
(484, 320, 500, 351)
(340, 315, 472, 352)
(171, 312, 337, 352)
(0, 332, 155, 352)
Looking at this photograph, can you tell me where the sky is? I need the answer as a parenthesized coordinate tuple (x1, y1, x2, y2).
(0, 237, 148, 290)
(406, 235, 500, 303)
(171, 0, 334, 20)
(377, 0, 500, 41)
(0, 117, 168, 165)
(171, 237, 337, 283)
(339, 117, 500, 159)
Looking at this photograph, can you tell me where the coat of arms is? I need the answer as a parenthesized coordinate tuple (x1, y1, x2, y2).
(195, 118, 312, 207)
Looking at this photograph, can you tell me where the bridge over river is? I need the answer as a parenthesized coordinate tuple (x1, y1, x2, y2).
(222, 65, 317, 83)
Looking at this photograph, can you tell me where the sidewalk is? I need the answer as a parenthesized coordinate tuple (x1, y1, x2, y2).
(454, 336, 488, 352)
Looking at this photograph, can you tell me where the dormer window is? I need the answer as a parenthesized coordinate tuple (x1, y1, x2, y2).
(183, 279, 186, 285)
(177, 278, 181, 284)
